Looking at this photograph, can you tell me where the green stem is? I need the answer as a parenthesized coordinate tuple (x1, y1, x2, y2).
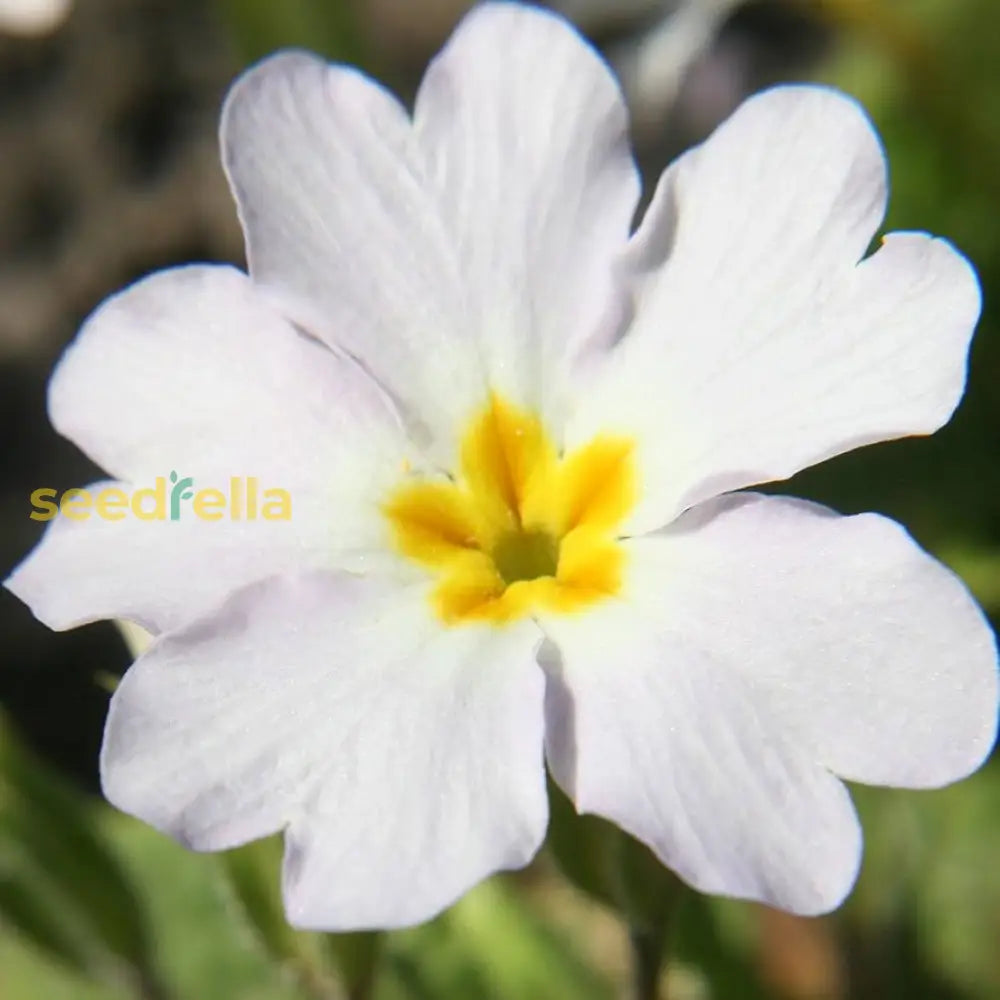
(629, 925, 667, 1000)
(137, 969, 173, 1000)
(614, 832, 686, 1000)
(325, 930, 383, 1000)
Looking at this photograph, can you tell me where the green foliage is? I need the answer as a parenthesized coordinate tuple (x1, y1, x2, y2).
(219, 0, 365, 64)
(384, 878, 613, 1000)
(326, 930, 383, 1000)
(0, 717, 164, 998)
(545, 777, 620, 910)
(220, 834, 385, 999)
(219, 836, 306, 968)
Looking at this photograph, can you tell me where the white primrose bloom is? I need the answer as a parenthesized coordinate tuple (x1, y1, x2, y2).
(7, 1, 998, 929)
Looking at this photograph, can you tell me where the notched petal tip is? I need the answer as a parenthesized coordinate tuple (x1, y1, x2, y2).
(777, 799, 864, 918)
(419, 0, 632, 121)
(3, 512, 108, 633)
(857, 231, 983, 436)
(218, 49, 332, 208)
(878, 230, 983, 325)
(908, 604, 1000, 789)
(740, 80, 887, 150)
(725, 81, 890, 231)
(278, 830, 451, 933)
(219, 47, 330, 124)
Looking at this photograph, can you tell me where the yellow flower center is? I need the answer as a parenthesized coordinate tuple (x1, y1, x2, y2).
(383, 394, 637, 625)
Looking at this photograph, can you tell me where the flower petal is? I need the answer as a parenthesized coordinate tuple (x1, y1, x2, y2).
(101, 572, 548, 930)
(6, 479, 370, 635)
(414, 1, 640, 420)
(49, 264, 403, 486)
(624, 493, 999, 787)
(222, 7, 640, 451)
(6, 266, 408, 633)
(567, 86, 981, 531)
(540, 609, 862, 915)
(220, 50, 482, 452)
(541, 495, 997, 913)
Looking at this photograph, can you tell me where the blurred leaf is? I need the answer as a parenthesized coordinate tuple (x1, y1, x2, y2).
(449, 878, 613, 1000)
(0, 844, 97, 976)
(0, 929, 125, 1000)
(220, 836, 302, 965)
(674, 896, 770, 1000)
(913, 769, 1000, 998)
(105, 817, 307, 1000)
(844, 787, 924, 932)
(383, 913, 495, 1000)
(219, 836, 341, 999)
(219, 0, 365, 64)
(389, 877, 614, 1000)
(0, 716, 164, 997)
(613, 830, 687, 999)
(839, 775, 1000, 1000)
(939, 547, 1000, 616)
(545, 778, 618, 910)
(613, 826, 685, 937)
(325, 931, 382, 1000)
(548, 779, 692, 996)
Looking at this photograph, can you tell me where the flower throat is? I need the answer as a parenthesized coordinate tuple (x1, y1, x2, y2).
(383, 394, 637, 625)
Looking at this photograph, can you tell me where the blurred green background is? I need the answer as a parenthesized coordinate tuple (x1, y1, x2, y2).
(0, 1, 998, 998)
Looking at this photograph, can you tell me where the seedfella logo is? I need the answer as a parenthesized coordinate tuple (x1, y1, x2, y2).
(30, 473, 292, 522)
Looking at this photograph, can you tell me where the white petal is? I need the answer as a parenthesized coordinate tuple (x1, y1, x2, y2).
(101, 572, 548, 930)
(220, 51, 482, 453)
(6, 479, 355, 635)
(567, 86, 981, 531)
(624, 493, 999, 787)
(6, 266, 408, 633)
(540, 607, 862, 915)
(414, 1, 639, 420)
(49, 264, 403, 486)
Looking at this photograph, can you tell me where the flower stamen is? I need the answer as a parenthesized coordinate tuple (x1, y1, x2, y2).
(492, 528, 559, 585)
(383, 394, 637, 625)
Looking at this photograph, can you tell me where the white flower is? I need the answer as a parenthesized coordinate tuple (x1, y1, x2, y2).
(0, 0, 70, 35)
(7, 1, 998, 930)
